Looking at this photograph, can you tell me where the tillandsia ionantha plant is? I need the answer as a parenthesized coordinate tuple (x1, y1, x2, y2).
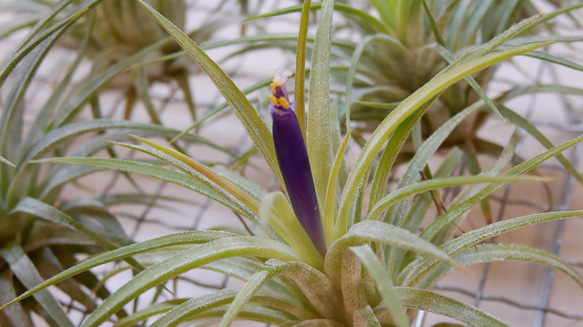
(337, 0, 583, 143)
(0, 0, 253, 123)
(2, 0, 583, 326)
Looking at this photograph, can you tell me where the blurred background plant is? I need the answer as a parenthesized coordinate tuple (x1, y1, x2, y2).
(0, 0, 582, 326)
(335, 0, 583, 164)
(0, 0, 256, 325)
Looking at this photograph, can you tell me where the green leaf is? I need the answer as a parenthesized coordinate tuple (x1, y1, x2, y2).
(353, 305, 381, 327)
(52, 37, 173, 126)
(399, 147, 463, 235)
(421, 134, 583, 241)
(35, 156, 259, 224)
(353, 101, 400, 110)
(421, 0, 446, 47)
(525, 50, 583, 72)
(371, 0, 396, 31)
(326, 221, 457, 286)
(0, 269, 34, 327)
(452, 244, 583, 287)
(132, 67, 163, 125)
(368, 103, 426, 212)
(384, 101, 482, 228)
(39, 165, 103, 200)
(152, 282, 315, 326)
(465, 12, 544, 61)
(219, 260, 297, 327)
(351, 245, 409, 327)
(369, 175, 552, 221)
(11, 0, 82, 53)
(293, 0, 311, 137)
(113, 299, 188, 327)
(432, 44, 507, 123)
(138, 0, 282, 185)
(307, 0, 334, 208)
(170, 77, 273, 144)
(0, 25, 60, 167)
(80, 237, 298, 326)
(151, 289, 239, 327)
(335, 40, 551, 239)
(501, 84, 583, 100)
(496, 104, 583, 183)
(323, 129, 352, 246)
(13, 119, 182, 173)
(260, 192, 324, 269)
(22, 7, 94, 154)
(243, 3, 390, 35)
(396, 287, 508, 326)
(9, 197, 149, 274)
(397, 1, 423, 46)
(203, 257, 290, 296)
(31, 247, 98, 312)
(0, 244, 74, 327)
(127, 136, 262, 222)
(0, 4, 88, 88)
(273, 262, 340, 319)
(158, 299, 294, 326)
(282, 320, 345, 327)
(0, 155, 15, 167)
(0, 231, 234, 311)
(345, 34, 406, 124)
(399, 210, 583, 287)
(11, 198, 119, 249)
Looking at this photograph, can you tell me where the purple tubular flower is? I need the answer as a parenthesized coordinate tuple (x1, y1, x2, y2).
(269, 71, 326, 255)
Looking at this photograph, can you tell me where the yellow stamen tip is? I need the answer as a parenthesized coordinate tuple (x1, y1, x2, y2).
(269, 94, 279, 106)
(270, 95, 290, 109)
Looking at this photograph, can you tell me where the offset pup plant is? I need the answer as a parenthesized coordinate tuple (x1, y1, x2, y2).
(2, 1, 583, 327)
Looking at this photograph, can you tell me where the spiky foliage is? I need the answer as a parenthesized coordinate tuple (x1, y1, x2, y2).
(340, 0, 583, 168)
(0, 1, 246, 325)
(0, 0, 251, 123)
(2, 1, 582, 326)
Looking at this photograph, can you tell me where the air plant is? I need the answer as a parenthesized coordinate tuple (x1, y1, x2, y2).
(339, 0, 583, 176)
(0, 0, 251, 123)
(2, 1, 582, 326)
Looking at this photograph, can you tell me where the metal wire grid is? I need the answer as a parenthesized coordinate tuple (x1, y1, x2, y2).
(9, 2, 580, 325)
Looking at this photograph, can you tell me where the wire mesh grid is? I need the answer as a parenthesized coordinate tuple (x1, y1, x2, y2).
(3, 1, 582, 326)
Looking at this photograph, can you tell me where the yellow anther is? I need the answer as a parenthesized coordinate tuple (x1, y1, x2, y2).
(278, 96, 290, 109)
(269, 95, 279, 106)
(270, 94, 290, 109)
(269, 80, 290, 109)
